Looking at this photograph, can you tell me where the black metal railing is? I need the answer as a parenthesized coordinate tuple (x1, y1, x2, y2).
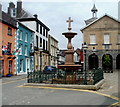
(27, 68, 104, 85)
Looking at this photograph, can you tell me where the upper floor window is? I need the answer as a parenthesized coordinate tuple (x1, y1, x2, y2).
(8, 42, 12, 52)
(40, 37, 42, 47)
(19, 44, 22, 55)
(46, 41, 48, 51)
(19, 30, 23, 40)
(36, 35, 38, 48)
(43, 39, 45, 50)
(25, 33, 28, 42)
(40, 25, 42, 34)
(90, 34, 96, 44)
(10, 8, 16, 17)
(8, 27, 12, 36)
(43, 28, 45, 36)
(104, 34, 110, 44)
(36, 22, 39, 32)
(46, 30, 48, 37)
(24, 46, 27, 56)
(118, 34, 120, 43)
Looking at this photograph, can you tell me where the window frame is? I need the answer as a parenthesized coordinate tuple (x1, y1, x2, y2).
(90, 34, 96, 44)
(118, 34, 120, 44)
(20, 59, 23, 72)
(8, 27, 12, 36)
(24, 46, 27, 56)
(104, 34, 110, 44)
(19, 30, 23, 40)
(25, 33, 28, 42)
(19, 44, 22, 55)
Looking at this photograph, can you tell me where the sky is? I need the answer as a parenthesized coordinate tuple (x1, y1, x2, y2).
(1, 0, 119, 50)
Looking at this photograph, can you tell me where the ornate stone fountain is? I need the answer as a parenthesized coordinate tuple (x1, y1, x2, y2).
(58, 17, 81, 72)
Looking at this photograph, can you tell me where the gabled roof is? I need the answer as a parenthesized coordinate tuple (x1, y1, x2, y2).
(81, 14, 120, 32)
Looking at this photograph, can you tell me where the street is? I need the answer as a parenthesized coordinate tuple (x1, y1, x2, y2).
(1, 78, 119, 106)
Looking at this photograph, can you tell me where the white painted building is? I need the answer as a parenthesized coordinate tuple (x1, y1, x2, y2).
(18, 15, 50, 71)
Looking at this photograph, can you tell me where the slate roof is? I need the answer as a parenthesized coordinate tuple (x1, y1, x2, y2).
(19, 8, 34, 18)
(85, 17, 98, 25)
(1, 11, 17, 28)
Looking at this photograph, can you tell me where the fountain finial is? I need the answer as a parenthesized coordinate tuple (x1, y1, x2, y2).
(66, 17, 73, 31)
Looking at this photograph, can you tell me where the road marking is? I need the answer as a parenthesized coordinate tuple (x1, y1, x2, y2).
(108, 102, 120, 107)
(1, 78, 26, 85)
(17, 85, 119, 102)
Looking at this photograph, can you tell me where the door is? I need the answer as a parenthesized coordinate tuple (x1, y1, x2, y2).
(26, 58, 30, 73)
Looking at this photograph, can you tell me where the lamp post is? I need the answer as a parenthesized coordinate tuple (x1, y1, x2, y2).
(83, 42, 88, 85)
(92, 47, 97, 69)
(39, 48, 43, 72)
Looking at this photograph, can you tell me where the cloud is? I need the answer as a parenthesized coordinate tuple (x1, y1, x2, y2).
(2, 1, 118, 49)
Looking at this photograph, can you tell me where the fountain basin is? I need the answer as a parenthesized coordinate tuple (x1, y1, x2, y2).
(58, 64, 82, 71)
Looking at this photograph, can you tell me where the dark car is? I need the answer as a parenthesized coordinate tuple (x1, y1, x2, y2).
(43, 66, 56, 73)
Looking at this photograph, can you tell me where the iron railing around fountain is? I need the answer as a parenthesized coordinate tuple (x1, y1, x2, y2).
(27, 68, 104, 85)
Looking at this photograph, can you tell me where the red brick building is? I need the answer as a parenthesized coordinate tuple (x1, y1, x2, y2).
(0, 11, 17, 76)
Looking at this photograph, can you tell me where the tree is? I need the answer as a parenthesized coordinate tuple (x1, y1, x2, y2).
(103, 54, 111, 69)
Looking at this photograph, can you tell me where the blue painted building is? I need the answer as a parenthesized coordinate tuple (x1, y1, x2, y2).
(16, 22, 34, 74)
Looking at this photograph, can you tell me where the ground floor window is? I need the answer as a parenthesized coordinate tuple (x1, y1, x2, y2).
(0, 60, 2, 75)
(20, 59, 23, 72)
(0, 60, 4, 75)
(8, 60, 12, 74)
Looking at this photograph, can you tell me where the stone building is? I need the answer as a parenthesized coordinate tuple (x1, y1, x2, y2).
(48, 35, 58, 67)
(81, 4, 120, 70)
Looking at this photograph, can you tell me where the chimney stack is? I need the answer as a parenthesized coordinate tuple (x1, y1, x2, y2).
(7, 2, 15, 16)
(17, 0, 22, 18)
(34, 14, 38, 18)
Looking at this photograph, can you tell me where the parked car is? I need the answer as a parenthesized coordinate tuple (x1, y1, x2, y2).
(43, 66, 56, 73)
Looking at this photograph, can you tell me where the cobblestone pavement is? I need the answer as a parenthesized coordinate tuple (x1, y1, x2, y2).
(97, 70, 120, 98)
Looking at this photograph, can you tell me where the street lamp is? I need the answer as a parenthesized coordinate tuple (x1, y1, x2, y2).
(83, 42, 88, 85)
(92, 47, 97, 69)
(39, 48, 43, 72)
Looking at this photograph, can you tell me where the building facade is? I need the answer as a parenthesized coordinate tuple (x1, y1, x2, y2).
(48, 35, 58, 67)
(16, 22, 34, 74)
(81, 14, 120, 70)
(18, 15, 50, 71)
(0, 11, 17, 76)
(7, 0, 50, 71)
